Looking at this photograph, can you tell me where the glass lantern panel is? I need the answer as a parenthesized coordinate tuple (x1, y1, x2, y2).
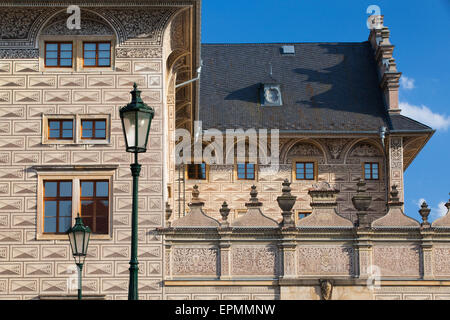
(137, 111, 150, 149)
(122, 111, 136, 148)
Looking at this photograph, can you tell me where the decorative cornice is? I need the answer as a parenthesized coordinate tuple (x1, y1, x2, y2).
(0, 1, 198, 7)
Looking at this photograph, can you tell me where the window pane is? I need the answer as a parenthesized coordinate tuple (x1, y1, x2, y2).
(59, 200, 72, 217)
(97, 200, 109, 217)
(49, 130, 60, 138)
(44, 201, 57, 217)
(98, 51, 110, 58)
(84, 51, 96, 59)
(46, 51, 57, 59)
(84, 43, 96, 51)
(60, 43, 72, 51)
(81, 200, 94, 216)
(365, 172, 371, 179)
(98, 59, 110, 66)
(46, 43, 58, 51)
(58, 217, 72, 233)
(96, 181, 109, 197)
(98, 43, 110, 51)
(95, 218, 108, 234)
(95, 129, 106, 138)
(365, 164, 371, 170)
(44, 182, 57, 197)
(59, 182, 72, 197)
(373, 172, 379, 179)
(49, 121, 60, 130)
(60, 51, 72, 59)
(60, 59, 72, 66)
(44, 217, 56, 233)
(306, 163, 313, 169)
(82, 121, 93, 129)
(81, 182, 94, 197)
(46, 59, 58, 66)
(96, 121, 106, 129)
(62, 121, 72, 129)
(84, 59, 96, 66)
(62, 129, 73, 138)
(82, 129, 93, 138)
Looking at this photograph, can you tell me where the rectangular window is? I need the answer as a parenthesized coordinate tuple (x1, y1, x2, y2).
(364, 162, 379, 180)
(83, 42, 111, 67)
(48, 119, 73, 140)
(237, 163, 255, 180)
(80, 180, 109, 234)
(81, 119, 106, 140)
(43, 181, 72, 234)
(45, 42, 73, 68)
(187, 163, 207, 180)
(295, 162, 315, 180)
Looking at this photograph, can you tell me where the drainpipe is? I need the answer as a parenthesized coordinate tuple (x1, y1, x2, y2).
(175, 60, 203, 89)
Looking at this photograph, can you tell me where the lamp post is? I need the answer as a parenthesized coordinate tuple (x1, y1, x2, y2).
(119, 83, 154, 300)
(67, 214, 91, 300)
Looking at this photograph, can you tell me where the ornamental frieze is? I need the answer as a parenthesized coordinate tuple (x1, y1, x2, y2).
(116, 47, 162, 58)
(231, 246, 278, 276)
(172, 247, 217, 276)
(297, 246, 354, 276)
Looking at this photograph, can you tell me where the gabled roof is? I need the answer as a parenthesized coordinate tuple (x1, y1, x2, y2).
(198, 42, 431, 133)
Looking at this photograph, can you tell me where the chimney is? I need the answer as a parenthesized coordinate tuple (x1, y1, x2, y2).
(368, 15, 402, 115)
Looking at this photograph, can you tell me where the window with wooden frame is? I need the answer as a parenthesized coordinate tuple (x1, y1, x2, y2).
(295, 162, 315, 180)
(37, 172, 114, 240)
(237, 163, 255, 180)
(364, 162, 379, 180)
(43, 180, 73, 234)
(83, 42, 111, 67)
(81, 119, 106, 140)
(80, 180, 109, 234)
(44, 42, 73, 68)
(48, 119, 73, 140)
(187, 163, 207, 180)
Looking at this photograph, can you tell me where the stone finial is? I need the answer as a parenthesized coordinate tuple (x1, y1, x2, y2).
(165, 202, 172, 227)
(389, 185, 401, 203)
(277, 179, 296, 228)
(352, 179, 372, 228)
(189, 185, 204, 207)
(419, 201, 431, 228)
(219, 201, 231, 227)
(446, 193, 450, 210)
(246, 185, 262, 207)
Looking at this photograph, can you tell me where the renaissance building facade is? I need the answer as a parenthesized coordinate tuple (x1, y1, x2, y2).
(0, 0, 449, 300)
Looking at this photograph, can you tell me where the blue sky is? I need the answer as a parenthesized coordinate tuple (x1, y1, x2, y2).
(201, 0, 450, 222)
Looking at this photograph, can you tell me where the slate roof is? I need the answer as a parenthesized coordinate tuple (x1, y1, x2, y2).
(198, 42, 432, 133)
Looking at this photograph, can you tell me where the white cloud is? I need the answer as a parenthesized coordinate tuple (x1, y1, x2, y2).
(430, 202, 448, 221)
(400, 76, 415, 90)
(400, 101, 450, 131)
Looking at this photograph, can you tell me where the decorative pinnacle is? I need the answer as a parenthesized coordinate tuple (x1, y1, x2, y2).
(419, 201, 431, 227)
(250, 185, 258, 202)
(356, 179, 367, 193)
(281, 179, 292, 195)
(219, 201, 230, 222)
(192, 185, 200, 201)
(390, 185, 400, 202)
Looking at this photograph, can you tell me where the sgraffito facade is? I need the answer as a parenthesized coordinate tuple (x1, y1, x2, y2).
(0, 0, 449, 300)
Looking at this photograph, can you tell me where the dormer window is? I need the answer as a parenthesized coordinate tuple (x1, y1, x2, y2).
(261, 84, 283, 106)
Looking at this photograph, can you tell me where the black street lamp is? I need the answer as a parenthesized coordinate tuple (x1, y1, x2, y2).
(67, 214, 91, 300)
(119, 83, 154, 300)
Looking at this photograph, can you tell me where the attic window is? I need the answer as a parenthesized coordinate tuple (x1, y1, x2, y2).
(261, 84, 283, 106)
(281, 45, 295, 55)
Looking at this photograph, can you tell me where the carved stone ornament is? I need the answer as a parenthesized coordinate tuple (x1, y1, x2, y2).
(297, 183, 353, 228)
(277, 179, 296, 228)
(371, 185, 420, 229)
(352, 179, 373, 228)
(419, 201, 431, 228)
(219, 201, 230, 227)
(319, 279, 333, 300)
(170, 185, 220, 228)
(231, 186, 278, 228)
